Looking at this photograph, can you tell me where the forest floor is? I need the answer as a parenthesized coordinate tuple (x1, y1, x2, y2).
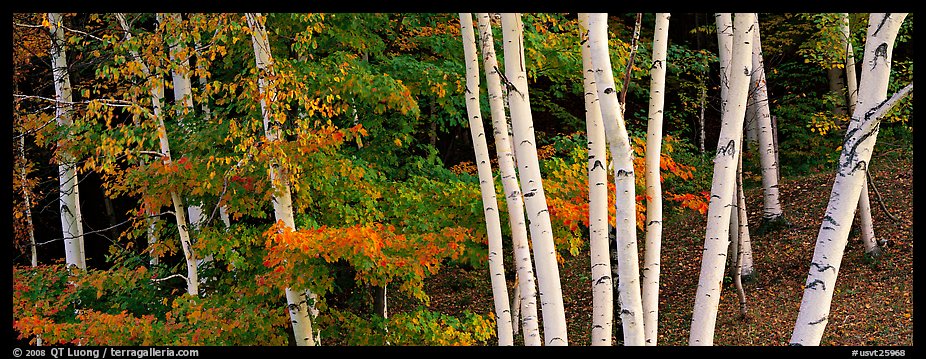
(396, 149, 913, 346)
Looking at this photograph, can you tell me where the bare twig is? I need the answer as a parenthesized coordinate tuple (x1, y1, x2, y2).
(151, 273, 188, 283)
(30, 211, 174, 247)
(866, 170, 902, 225)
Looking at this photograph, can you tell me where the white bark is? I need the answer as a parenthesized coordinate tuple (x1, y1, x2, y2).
(578, 13, 612, 346)
(841, 13, 879, 256)
(459, 13, 514, 346)
(501, 13, 568, 346)
(790, 13, 909, 346)
(715, 13, 733, 115)
(19, 135, 38, 267)
(732, 150, 748, 317)
(246, 13, 316, 346)
(148, 13, 200, 297)
(748, 14, 785, 224)
(737, 160, 755, 279)
(48, 13, 87, 271)
(115, 14, 164, 267)
(689, 13, 753, 346)
(641, 13, 670, 346)
(586, 12, 646, 346)
(477, 13, 541, 345)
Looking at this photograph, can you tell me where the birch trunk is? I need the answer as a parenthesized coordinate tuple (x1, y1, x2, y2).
(578, 13, 612, 346)
(20, 135, 38, 267)
(737, 159, 755, 280)
(48, 13, 87, 271)
(246, 13, 316, 346)
(841, 13, 879, 257)
(586, 12, 645, 346)
(114, 14, 163, 267)
(731, 150, 748, 317)
(501, 13, 568, 346)
(715, 13, 733, 115)
(476, 13, 541, 345)
(459, 13, 514, 346)
(790, 13, 909, 346)
(749, 14, 787, 229)
(641, 13, 670, 346)
(689, 13, 753, 346)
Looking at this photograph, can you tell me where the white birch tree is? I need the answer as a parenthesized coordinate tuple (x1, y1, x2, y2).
(748, 14, 787, 232)
(246, 12, 317, 346)
(840, 13, 880, 257)
(689, 13, 753, 346)
(117, 13, 199, 295)
(459, 13, 514, 346)
(790, 13, 910, 346)
(476, 12, 541, 345)
(586, 12, 645, 346)
(48, 12, 87, 271)
(501, 13, 568, 346)
(641, 13, 670, 346)
(577, 13, 612, 346)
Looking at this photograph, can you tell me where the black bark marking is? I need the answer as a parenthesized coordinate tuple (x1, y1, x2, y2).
(872, 43, 888, 70)
(604, 87, 615, 94)
(805, 279, 826, 291)
(822, 215, 839, 227)
(508, 191, 519, 199)
(524, 191, 535, 198)
(591, 159, 605, 171)
(520, 139, 532, 146)
(647, 220, 661, 226)
(711, 194, 721, 199)
(537, 209, 548, 217)
(595, 275, 611, 285)
(651, 59, 662, 70)
(810, 262, 835, 273)
(616, 168, 633, 177)
(808, 316, 828, 325)
(716, 139, 736, 157)
(873, 14, 891, 36)
(549, 337, 566, 344)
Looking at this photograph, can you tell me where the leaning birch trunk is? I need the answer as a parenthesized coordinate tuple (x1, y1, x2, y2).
(246, 13, 316, 346)
(476, 13, 541, 345)
(115, 13, 163, 267)
(641, 13, 670, 346)
(578, 13, 612, 346)
(749, 14, 787, 231)
(731, 150, 748, 317)
(48, 13, 87, 271)
(840, 13, 879, 257)
(131, 14, 199, 296)
(586, 12, 646, 346)
(715, 13, 733, 116)
(501, 13, 568, 346)
(689, 13, 753, 346)
(459, 13, 514, 346)
(790, 13, 909, 346)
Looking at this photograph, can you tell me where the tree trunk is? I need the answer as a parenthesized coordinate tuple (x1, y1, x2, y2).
(790, 13, 909, 346)
(476, 13, 541, 345)
(48, 13, 87, 271)
(619, 13, 643, 114)
(840, 13, 880, 257)
(737, 157, 755, 280)
(501, 13, 568, 346)
(19, 135, 38, 267)
(698, 85, 707, 154)
(578, 13, 613, 346)
(586, 12, 646, 346)
(459, 13, 514, 346)
(689, 13, 753, 346)
(641, 12, 670, 347)
(372, 284, 387, 318)
(115, 13, 163, 268)
(715, 13, 733, 115)
(246, 12, 317, 347)
(828, 67, 847, 116)
(749, 14, 787, 232)
(509, 273, 521, 338)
